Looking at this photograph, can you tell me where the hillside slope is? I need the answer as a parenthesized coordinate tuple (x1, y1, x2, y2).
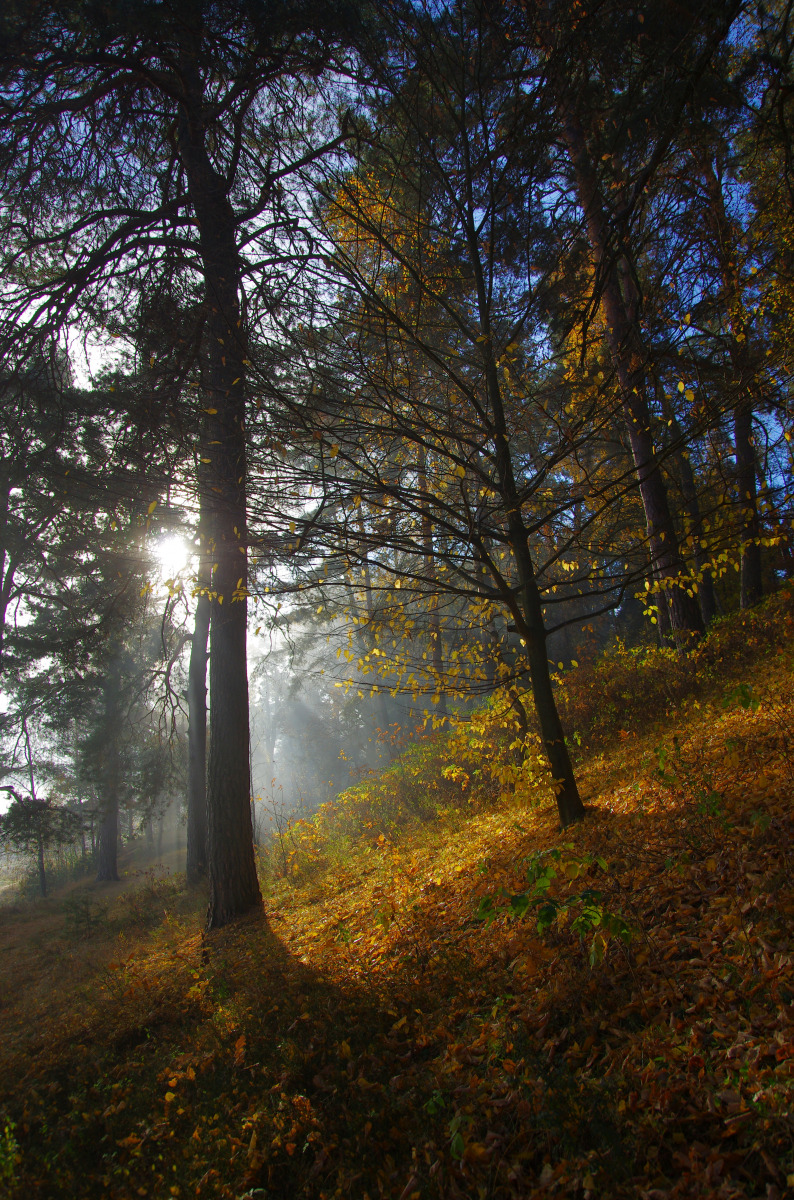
(1, 600, 793, 1199)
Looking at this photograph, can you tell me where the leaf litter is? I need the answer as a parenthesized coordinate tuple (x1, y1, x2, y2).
(1, 623, 793, 1198)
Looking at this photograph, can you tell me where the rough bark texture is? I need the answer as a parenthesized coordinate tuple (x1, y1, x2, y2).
(186, 488, 210, 885)
(559, 108, 703, 644)
(178, 62, 261, 928)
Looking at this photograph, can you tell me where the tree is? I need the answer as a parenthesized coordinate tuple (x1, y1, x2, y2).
(282, 2, 591, 824)
(0, 792, 84, 898)
(0, 0, 356, 925)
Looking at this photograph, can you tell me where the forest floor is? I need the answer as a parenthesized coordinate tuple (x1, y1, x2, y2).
(1, 606, 794, 1199)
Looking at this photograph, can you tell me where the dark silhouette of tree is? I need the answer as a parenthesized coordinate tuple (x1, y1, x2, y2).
(0, 0, 357, 925)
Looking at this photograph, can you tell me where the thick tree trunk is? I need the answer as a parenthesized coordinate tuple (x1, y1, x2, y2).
(559, 109, 702, 645)
(186, 551, 210, 884)
(178, 71, 261, 928)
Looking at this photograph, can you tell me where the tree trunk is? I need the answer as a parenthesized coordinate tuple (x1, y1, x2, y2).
(559, 107, 702, 645)
(186, 580, 210, 884)
(177, 68, 261, 927)
(37, 833, 46, 898)
(96, 803, 119, 882)
(461, 145, 584, 826)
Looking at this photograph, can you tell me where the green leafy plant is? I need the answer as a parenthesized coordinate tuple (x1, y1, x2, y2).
(476, 847, 630, 966)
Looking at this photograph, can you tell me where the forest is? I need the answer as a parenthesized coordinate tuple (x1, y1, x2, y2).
(0, 0, 793, 1196)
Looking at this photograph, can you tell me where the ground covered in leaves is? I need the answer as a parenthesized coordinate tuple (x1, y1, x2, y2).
(1, 609, 794, 1198)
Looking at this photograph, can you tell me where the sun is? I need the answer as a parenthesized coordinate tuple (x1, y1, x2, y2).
(154, 534, 192, 580)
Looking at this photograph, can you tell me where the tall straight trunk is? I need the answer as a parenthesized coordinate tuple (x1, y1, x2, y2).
(559, 109, 702, 644)
(186, 492, 210, 885)
(701, 158, 763, 609)
(178, 66, 261, 928)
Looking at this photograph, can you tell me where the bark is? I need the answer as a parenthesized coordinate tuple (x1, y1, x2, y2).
(186, 502, 210, 884)
(177, 64, 261, 928)
(559, 108, 703, 644)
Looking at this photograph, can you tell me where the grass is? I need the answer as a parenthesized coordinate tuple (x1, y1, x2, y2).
(1, 592, 794, 1198)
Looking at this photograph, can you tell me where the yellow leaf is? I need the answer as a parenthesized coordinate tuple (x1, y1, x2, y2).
(678, 381, 685, 392)
(164, 1092, 175, 1103)
(329, 445, 340, 457)
(454, 464, 465, 478)
(203, 407, 218, 414)
(685, 389, 695, 402)
(147, 500, 157, 514)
